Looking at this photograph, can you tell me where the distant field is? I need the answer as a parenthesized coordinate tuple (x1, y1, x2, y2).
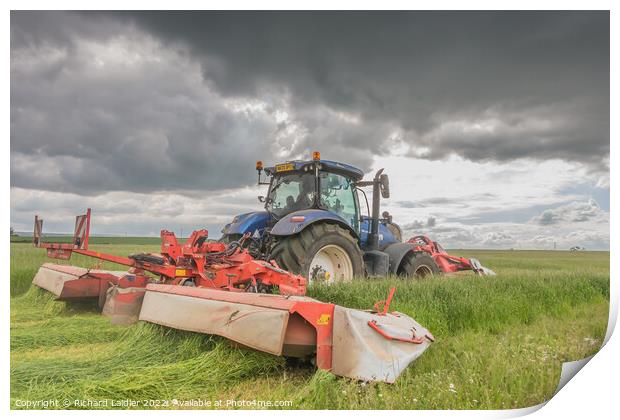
(10, 241, 609, 410)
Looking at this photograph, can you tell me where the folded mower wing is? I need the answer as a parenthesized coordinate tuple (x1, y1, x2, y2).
(34, 208, 91, 259)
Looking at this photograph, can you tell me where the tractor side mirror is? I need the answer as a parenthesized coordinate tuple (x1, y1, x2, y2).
(379, 174, 390, 199)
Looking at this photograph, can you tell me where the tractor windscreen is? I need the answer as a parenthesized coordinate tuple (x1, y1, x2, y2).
(267, 172, 316, 217)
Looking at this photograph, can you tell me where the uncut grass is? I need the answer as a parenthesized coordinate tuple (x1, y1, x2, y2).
(310, 271, 609, 338)
(10, 243, 610, 409)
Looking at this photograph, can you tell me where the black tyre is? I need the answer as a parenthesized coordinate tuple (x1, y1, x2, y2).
(398, 252, 440, 278)
(269, 223, 364, 284)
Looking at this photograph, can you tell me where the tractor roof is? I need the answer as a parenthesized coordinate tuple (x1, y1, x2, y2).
(265, 159, 365, 181)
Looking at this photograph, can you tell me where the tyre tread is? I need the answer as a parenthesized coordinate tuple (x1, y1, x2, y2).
(269, 223, 363, 279)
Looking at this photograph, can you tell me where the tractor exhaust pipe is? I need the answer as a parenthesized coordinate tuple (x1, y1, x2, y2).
(369, 169, 384, 251)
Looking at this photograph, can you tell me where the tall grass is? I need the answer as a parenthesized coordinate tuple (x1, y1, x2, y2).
(10, 243, 610, 409)
(310, 271, 609, 337)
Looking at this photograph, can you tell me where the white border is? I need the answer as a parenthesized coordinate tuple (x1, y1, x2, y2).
(4, 2, 616, 419)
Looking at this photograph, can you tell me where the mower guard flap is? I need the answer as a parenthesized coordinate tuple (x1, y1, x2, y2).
(32, 263, 126, 301)
(139, 285, 295, 355)
(331, 306, 432, 383)
(138, 284, 432, 383)
(32, 264, 89, 298)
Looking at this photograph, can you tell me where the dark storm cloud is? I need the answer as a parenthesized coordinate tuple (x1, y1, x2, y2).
(11, 11, 285, 194)
(10, 11, 609, 196)
(126, 11, 609, 167)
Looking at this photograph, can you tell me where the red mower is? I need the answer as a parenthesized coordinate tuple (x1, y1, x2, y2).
(31, 209, 434, 383)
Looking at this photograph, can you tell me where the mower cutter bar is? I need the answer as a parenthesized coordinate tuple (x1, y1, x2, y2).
(30, 208, 434, 382)
(139, 284, 434, 383)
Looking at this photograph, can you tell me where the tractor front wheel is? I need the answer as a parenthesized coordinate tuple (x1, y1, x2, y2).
(399, 252, 440, 278)
(269, 223, 364, 284)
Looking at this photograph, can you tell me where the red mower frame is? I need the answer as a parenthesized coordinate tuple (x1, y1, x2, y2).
(408, 235, 495, 276)
(33, 209, 307, 297)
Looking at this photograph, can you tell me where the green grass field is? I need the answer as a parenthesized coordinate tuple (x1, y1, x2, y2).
(10, 240, 610, 410)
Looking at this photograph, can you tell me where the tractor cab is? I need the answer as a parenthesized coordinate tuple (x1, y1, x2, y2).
(259, 154, 364, 233)
(252, 152, 402, 251)
(221, 152, 401, 282)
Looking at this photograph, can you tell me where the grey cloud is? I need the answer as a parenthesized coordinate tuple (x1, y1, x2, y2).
(124, 11, 609, 171)
(536, 209, 560, 225)
(10, 11, 125, 49)
(396, 200, 421, 208)
(11, 11, 609, 196)
(396, 194, 496, 210)
(419, 197, 458, 206)
(11, 17, 293, 194)
(408, 102, 609, 173)
(531, 235, 555, 246)
(403, 220, 425, 230)
(9, 11, 610, 249)
(530, 199, 606, 226)
(564, 230, 609, 246)
(401, 215, 437, 231)
(10, 187, 267, 236)
(483, 232, 515, 246)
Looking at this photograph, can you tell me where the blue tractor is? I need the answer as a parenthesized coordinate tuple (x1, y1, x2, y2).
(221, 152, 440, 283)
(221, 152, 492, 283)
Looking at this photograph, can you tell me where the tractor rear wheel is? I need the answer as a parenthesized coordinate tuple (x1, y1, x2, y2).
(399, 252, 440, 278)
(269, 223, 364, 284)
